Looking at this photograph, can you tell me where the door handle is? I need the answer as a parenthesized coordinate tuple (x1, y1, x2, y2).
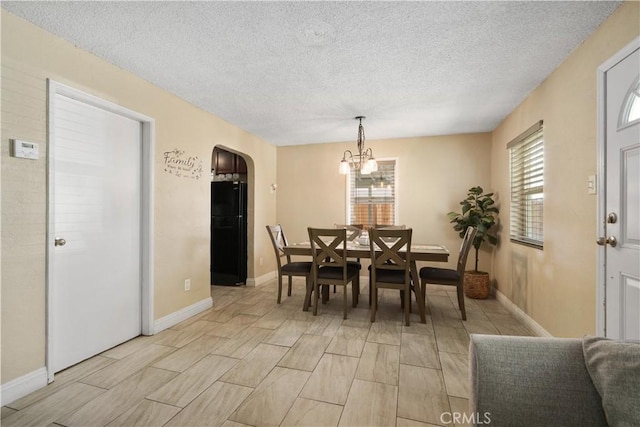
(596, 236, 617, 247)
(55, 238, 67, 247)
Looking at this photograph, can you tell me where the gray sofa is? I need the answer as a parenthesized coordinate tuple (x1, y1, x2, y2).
(469, 334, 640, 427)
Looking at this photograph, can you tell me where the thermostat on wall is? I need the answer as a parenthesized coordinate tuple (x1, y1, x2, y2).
(11, 139, 40, 160)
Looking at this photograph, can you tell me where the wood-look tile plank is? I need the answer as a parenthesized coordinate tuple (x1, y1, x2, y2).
(339, 308, 372, 327)
(101, 335, 157, 359)
(299, 353, 359, 405)
(7, 356, 115, 410)
(462, 319, 500, 336)
(154, 320, 216, 347)
(209, 326, 272, 359)
(399, 333, 440, 369)
(105, 400, 181, 427)
(2, 383, 105, 427)
(280, 398, 343, 427)
(229, 367, 311, 426)
(57, 367, 177, 427)
(253, 308, 292, 329)
(367, 320, 403, 346)
(485, 313, 533, 336)
(205, 321, 249, 339)
(164, 381, 253, 427)
(305, 314, 344, 337)
(219, 343, 289, 388)
(1, 407, 17, 419)
(354, 342, 400, 386)
(396, 418, 442, 427)
(263, 319, 309, 347)
(205, 302, 246, 323)
(80, 344, 175, 389)
(402, 318, 435, 336)
(474, 297, 510, 314)
(397, 364, 450, 425)
(278, 334, 333, 371)
(237, 300, 275, 316)
(325, 326, 368, 357)
(427, 295, 464, 329)
(221, 421, 252, 427)
(286, 304, 314, 320)
(449, 397, 473, 427)
(147, 354, 239, 407)
(439, 352, 469, 399)
(210, 294, 243, 313)
(433, 326, 470, 355)
(152, 335, 229, 372)
(338, 379, 397, 427)
(225, 313, 260, 327)
(169, 310, 212, 330)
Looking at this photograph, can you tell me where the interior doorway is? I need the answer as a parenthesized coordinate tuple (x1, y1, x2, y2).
(211, 147, 249, 286)
(596, 37, 640, 339)
(47, 81, 154, 381)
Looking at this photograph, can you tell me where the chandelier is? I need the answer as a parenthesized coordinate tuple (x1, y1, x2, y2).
(339, 116, 378, 175)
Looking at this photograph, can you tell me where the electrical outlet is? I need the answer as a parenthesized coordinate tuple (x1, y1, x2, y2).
(184, 279, 191, 291)
(259, 257, 264, 266)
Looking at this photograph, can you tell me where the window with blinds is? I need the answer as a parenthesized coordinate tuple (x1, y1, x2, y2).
(508, 121, 544, 248)
(348, 159, 396, 228)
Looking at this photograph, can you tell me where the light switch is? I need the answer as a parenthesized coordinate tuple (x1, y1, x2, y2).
(11, 139, 40, 160)
(588, 175, 597, 195)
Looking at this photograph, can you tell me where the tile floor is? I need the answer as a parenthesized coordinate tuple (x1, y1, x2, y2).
(1, 279, 534, 427)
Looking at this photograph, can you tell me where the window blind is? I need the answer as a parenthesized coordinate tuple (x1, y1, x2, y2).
(508, 121, 544, 248)
(349, 160, 396, 228)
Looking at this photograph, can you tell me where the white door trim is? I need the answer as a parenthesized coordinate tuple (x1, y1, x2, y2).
(595, 36, 640, 336)
(46, 80, 155, 382)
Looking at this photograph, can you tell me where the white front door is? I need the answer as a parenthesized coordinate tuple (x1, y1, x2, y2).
(601, 42, 640, 340)
(50, 92, 142, 372)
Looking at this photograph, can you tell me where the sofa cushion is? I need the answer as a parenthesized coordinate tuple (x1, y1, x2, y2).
(583, 336, 640, 427)
(470, 335, 607, 426)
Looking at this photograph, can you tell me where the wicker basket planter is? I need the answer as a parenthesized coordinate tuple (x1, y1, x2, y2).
(464, 271, 490, 299)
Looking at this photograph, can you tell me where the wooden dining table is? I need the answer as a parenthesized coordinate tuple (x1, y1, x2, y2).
(283, 241, 450, 323)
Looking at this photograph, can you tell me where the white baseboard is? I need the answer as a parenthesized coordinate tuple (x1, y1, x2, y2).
(1, 367, 48, 406)
(153, 297, 213, 334)
(495, 289, 552, 337)
(246, 271, 276, 287)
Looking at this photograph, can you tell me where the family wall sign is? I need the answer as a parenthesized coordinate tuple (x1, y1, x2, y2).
(163, 149, 203, 180)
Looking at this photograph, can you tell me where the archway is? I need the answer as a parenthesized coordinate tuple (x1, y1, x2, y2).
(210, 145, 255, 286)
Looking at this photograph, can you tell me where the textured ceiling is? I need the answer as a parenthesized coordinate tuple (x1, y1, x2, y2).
(2, 1, 622, 146)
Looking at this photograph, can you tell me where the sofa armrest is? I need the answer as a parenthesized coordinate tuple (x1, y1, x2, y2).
(469, 334, 607, 427)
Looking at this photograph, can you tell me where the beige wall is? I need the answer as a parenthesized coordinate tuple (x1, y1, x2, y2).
(277, 133, 493, 272)
(1, 11, 277, 384)
(490, 1, 639, 337)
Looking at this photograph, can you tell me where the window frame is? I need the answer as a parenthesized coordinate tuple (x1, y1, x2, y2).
(345, 157, 399, 228)
(508, 121, 544, 249)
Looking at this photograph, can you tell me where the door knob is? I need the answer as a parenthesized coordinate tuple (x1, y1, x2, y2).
(54, 238, 66, 247)
(596, 236, 617, 247)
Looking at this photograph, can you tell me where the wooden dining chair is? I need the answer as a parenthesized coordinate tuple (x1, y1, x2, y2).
(369, 227, 413, 325)
(367, 224, 407, 304)
(266, 225, 313, 305)
(334, 224, 364, 241)
(374, 224, 406, 230)
(308, 227, 360, 319)
(333, 224, 363, 293)
(419, 226, 477, 320)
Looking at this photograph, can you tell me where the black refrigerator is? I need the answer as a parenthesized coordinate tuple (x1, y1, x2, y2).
(211, 181, 247, 285)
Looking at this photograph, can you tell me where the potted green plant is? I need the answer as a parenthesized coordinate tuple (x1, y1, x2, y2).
(447, 186, 499, 299)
